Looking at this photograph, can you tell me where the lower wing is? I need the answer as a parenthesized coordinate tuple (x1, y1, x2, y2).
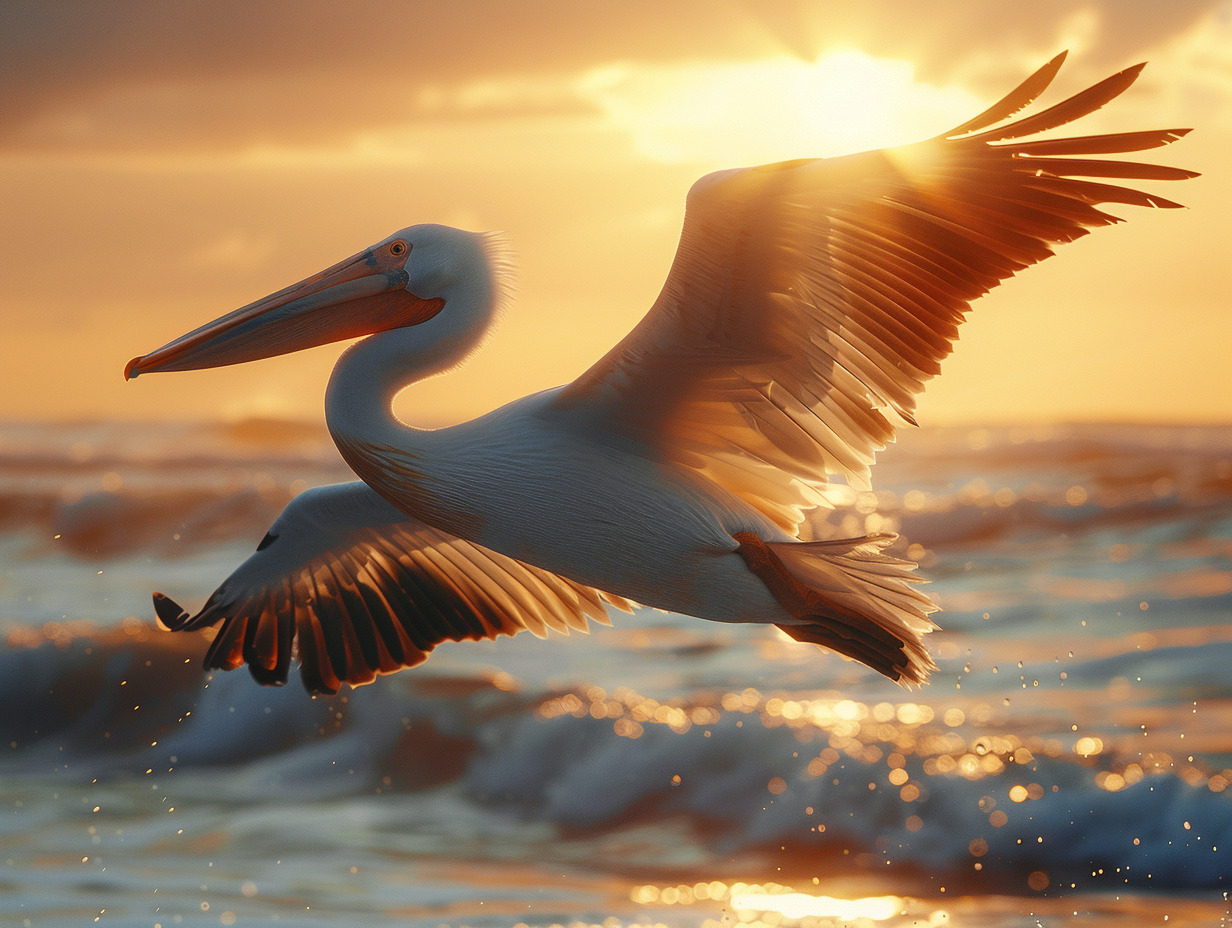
(154, 481, 631, 694)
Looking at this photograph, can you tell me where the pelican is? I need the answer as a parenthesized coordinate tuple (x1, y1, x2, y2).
(126, 54, 1193, 695)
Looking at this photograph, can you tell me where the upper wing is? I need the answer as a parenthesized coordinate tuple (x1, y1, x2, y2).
(154, 482, 632, 695)
(555, 53, 1194, 533)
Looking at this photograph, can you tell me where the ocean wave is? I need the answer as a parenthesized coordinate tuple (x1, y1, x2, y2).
(2, 422, 1229, 569)
(6, 419, 1232, 898)
(6, 623, 1230, 891)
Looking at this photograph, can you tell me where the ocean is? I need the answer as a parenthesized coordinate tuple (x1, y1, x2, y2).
(3, 419, 1231, 927)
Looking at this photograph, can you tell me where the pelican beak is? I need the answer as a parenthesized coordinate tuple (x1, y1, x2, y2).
(125, 239, 443, 379)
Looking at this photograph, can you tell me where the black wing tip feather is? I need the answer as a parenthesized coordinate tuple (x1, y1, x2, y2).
(146, 489, 617, 696)
(150, 582, 493, 697)
(299, 662, 340, 697)
(152, 591, 190, 629)
(248, 662, 290, 687)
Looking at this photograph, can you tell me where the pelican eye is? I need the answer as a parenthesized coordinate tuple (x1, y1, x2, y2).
(389, 240, 408, 257)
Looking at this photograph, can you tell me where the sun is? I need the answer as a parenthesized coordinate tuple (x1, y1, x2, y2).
(582, 50, 981, 167)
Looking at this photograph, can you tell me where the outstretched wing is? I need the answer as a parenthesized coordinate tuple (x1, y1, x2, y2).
(154, 482, 631, 694)
(556, 53, 1194, 533)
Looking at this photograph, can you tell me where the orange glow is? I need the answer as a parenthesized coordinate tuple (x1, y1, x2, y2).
(582, 51, 979, 165)
(2, 9, 1229, 425)
(525, 681, 1232, 820)
(730, 890, 905, 921)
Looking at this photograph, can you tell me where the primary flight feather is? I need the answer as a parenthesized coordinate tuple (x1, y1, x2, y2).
(126, 53, 1194, 695)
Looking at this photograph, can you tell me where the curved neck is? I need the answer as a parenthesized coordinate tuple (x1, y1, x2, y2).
(324, 265, 500, 471)
(325, 331, 429, 450)
(322, 227, 515, 526)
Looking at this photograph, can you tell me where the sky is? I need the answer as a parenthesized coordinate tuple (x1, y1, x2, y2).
(2, 0, 1230, 427)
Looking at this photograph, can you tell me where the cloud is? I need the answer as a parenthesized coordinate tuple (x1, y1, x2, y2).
(0, 1, 764, 148)
(1, 0, 1225, 424)
(2, 0, 1221, 157)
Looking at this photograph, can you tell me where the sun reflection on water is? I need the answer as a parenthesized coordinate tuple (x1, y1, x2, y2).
(532, 683, 1232, 812)
(629, 879, 951, 927)
(730, 890, 907, 921)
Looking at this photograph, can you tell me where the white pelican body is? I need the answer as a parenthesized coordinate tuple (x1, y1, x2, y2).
(315, 231, 787, 621)
(336, 383, 784, 620)
(126, 54, 1193, 694)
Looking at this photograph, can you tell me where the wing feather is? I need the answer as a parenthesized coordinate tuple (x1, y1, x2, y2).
(1010, 128, 1191, 155)
(154, 482, 628, 694)
(945, 52, 1069, 137)
(555, 56, 1192, 530)
(960, 62, 1147, 142)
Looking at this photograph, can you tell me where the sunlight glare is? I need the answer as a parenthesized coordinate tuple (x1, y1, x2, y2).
(730, 891, 905, 921)
(581, 50, 980, 166)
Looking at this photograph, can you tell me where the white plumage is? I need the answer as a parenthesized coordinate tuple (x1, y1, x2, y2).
(126, 53, 1193, 694)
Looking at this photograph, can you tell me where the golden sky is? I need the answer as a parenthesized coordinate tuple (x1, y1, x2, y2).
(3, 0, 1230, 426)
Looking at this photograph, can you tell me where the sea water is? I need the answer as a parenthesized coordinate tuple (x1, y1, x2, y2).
(3, 419, 1231, 927)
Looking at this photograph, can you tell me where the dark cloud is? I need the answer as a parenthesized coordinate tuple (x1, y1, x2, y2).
(5, 71, 602, 155)
(752, 0, 1216, 72)
(0, 0, 1221, 423)
(0, 1, 762, 139)
(1, 0, 1218, 154)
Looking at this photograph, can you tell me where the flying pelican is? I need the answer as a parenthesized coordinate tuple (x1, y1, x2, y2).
(126, 54, 1193, 695)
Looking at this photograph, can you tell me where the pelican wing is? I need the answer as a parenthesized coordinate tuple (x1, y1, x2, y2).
(154, 482, 630, 694)
(557, 54, 1193, 532)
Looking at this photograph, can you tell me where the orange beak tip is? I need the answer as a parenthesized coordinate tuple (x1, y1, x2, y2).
(124, 356, 144, 381)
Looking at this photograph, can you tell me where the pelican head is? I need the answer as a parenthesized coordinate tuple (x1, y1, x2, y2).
(124, 224, 505, 380)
